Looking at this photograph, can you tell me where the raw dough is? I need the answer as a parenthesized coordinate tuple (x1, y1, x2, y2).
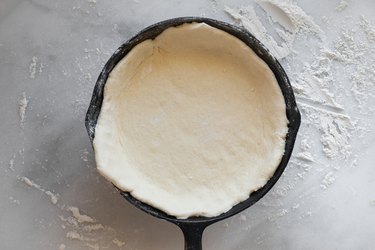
(93, 23, 288, 219)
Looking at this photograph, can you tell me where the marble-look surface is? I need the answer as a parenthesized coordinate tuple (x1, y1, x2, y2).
(1, 0, 375, 249)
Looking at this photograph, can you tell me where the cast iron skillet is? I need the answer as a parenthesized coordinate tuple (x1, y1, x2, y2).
(85, 17, 301, 250)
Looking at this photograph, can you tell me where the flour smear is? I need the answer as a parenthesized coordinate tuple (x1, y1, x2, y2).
(18, 92, 28, 126)
(21, 176, 59, 204)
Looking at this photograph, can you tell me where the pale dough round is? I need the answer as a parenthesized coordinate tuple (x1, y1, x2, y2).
(93, 23, 288, 219)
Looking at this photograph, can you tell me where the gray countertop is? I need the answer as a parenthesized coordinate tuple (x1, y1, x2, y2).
(1, 0, 375, 249)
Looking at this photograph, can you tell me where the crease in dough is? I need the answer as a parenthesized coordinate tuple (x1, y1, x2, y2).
(94, 22, 288, 219)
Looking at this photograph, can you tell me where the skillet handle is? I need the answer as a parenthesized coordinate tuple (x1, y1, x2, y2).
(178, 223, 207, 250)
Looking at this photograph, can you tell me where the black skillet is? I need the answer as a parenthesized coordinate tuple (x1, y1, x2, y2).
(85, 17, 301, 250)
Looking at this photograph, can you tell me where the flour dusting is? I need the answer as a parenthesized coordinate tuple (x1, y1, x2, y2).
(29, 56, 38, 79)
(224, 5, 291, 59)
(80, 148, 90, 163)
(299, 103, 353, 159)
(256, 0, 323, 35)
(9, 154, 16, 171)
(67, 206, 95, 223)
(291, 51, 344, 111)
(66, 231, 93, 242)
(19, 92, 28, 126)
(296, 138, 314, 162)
(319, 113, 353, 159)
(20, 176, 59, 204)
(321, 171, 336, 189)
(112, 238, 126, 247)
(9, 196, 21, 205)
(360, 17, 375, 42)
(239, 214, 247, 222)
(59, 206, 126, 249)
(58, 244, 66, 250)
(225, 0, 323, 60)
(347, 18, 375, 111)
(45, 190, 59, 204)
(336, 0, 348, 12)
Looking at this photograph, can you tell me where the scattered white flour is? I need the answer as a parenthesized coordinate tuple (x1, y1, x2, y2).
(300, 103, 353, 159)
(267, 208, 289, 221)
(19, 92, 28, 126)
(83, 224, 105, 232)
(67, 206, 95, 223)
(285, 22, 357, 161)
(256, 0, 323, 35)
(29, 56, 38, 79)
(296, 138, 314, 162)
(85, 72, 92, 81)
(351, 63, 375, 108)
(20, 176, 59, 204)
(112, 238, 126, 247)
(350, 159, 358, 169)
(321, 171, 336, 189)
(66, 231, 93, 242)
(80, 148, 89, 163)
(296, 151, 314, 162)
(9, 154, 16, 171)
(291, 53, 344, 111)
(72, 5, 91, 15)
(319, 113, 352, 159)
(9, 196, 21, 205)
(225, 0, 322, 59)
(46, 191, 59, 204)
(59, 206, 126, 249)
(333, 32, 365, 62)
(255, 232, 267, 245)
(224, 5, 291, 59)
(239, 214, 247, 222)
(360, 16, 375, 42)
(336, 0, 348, 12)
(292, 203, 300, 210)
(344, 18, 375, 111)
(58, 244, 66, 250)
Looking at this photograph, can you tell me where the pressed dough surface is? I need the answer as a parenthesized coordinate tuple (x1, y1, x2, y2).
(93, 23, 288, 219)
